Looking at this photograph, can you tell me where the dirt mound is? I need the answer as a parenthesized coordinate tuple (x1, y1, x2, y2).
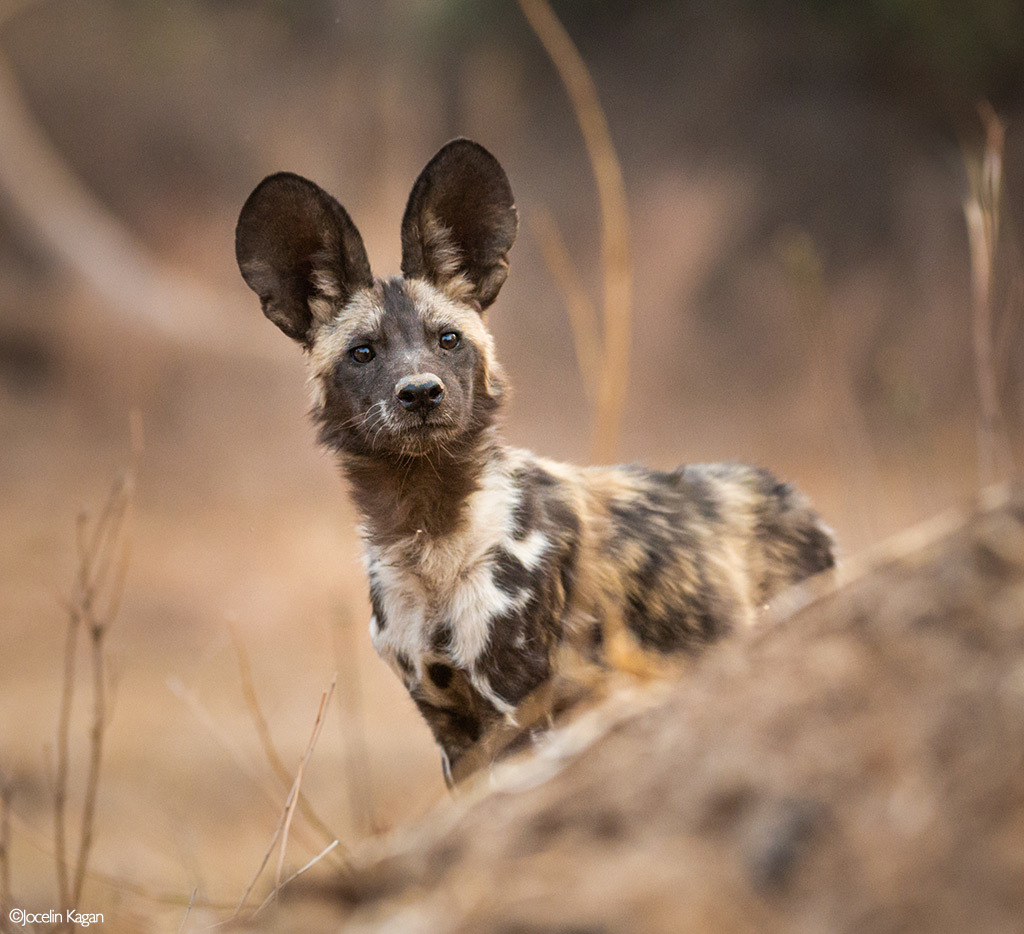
(258, 487, 1024, 933)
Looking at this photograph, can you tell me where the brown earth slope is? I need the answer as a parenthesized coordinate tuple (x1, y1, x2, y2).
(255, 486, 1024, 933)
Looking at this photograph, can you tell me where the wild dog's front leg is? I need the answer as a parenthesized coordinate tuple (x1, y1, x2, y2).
(600, 601, 676, 680)
(408, 665, 503, 784)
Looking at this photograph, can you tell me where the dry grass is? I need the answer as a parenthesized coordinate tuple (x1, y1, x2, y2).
(228, 622, 346, 867)
(963, 101, 1015, 487)
(52, 416, 139, 920)
(233, 678, 336, 921)
(517, 0, 633, 463)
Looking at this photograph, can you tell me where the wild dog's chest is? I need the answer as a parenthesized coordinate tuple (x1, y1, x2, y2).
(364, 536, 506, 675)
(362, 519, 560, 717)
(359, 454, 579, 722)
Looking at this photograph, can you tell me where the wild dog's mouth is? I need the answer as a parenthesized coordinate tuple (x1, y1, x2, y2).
(381, 412, 462, 456)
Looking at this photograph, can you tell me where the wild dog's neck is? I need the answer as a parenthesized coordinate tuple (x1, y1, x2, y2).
(340, 429, 506, 546)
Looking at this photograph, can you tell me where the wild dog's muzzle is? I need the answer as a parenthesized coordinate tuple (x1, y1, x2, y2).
(396, 373, 445, 414)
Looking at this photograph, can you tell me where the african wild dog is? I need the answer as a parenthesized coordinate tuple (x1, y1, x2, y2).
(235, 139, 835, 783)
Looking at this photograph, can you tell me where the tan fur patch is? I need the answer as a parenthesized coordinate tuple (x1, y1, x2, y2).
(306, 283, 385, 406)
(421, 211, 463, 282)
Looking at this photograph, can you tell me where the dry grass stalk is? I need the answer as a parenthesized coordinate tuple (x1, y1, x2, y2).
(331, 608, 376, 836)
(176, 886, 197, 934)
(233, 678, 337, 920)
(54, 425, 139, 917)
(530, 205, 602, 404)
(274, 678, 335, 889)
(517, 0, 633, 462)
(251, 839, 339, 919)
(963, 101, 1014, 487)
(166, 677, 331, 863)
(166, 677, 288, 815)
(227, 622, 347, 864)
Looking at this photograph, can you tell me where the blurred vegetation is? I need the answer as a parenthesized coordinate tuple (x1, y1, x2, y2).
(96, 0, 1024, 122)
(1, 0, 1022, 918)
(808, 0, 1024, 112)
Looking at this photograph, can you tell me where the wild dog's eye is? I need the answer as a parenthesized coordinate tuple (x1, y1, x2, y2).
(350, 345, 375, 364)
(439, 331, 461, 351)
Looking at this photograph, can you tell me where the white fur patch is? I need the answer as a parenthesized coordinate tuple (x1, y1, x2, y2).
(506, 529, 549, 571)
(362, 453, 528, 686)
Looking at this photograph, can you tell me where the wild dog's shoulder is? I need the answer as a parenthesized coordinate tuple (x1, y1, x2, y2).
(501, 451, 585, 542)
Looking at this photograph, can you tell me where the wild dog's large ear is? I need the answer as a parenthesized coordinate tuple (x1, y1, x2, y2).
(235, 172, 372, 346)
(401, 139, 518, 311)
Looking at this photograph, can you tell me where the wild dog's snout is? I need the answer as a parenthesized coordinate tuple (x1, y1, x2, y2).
(396, 373, 445, 412)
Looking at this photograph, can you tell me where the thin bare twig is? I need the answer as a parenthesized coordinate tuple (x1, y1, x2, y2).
(53, 592, 81, 915)
(233, 679, 336, 920)
(177, 887, 197, 934)
(518, 0, 633, 463)
(275, 678, 334, 890)
(530, 206, 602, 404)
(251, 840, 339, 919)
(71, 617, 111, 908)
(54, 432, 137, 917)
(331, 609, 375, 836)
(227, 622, 346, 862)
(963, 101, 1014, 486)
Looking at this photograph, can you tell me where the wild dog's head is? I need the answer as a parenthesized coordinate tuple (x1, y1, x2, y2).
(235, 139, 517, 460)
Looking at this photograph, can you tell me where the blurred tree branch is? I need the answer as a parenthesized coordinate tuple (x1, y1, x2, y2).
(0, 11, 256, 356)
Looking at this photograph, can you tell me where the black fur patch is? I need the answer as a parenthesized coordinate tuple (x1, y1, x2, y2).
(492, 547, 532, 597)
(395, 652, 414, 676)
(479, 604, 553, 706)
(613, 471, 738, 651)
(369, 577, 387, 631)
(427, 662, 454, 689)
(410, 675, 501, 764)
(678, 466, 722, 523)
(432, 622, 454, 653)
(413, 698, 481, 746)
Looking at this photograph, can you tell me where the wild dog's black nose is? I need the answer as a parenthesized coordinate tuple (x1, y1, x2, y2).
(396, 374, 445, 411)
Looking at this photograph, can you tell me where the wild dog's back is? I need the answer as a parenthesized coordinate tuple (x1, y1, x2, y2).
(528, 459, 835, 661)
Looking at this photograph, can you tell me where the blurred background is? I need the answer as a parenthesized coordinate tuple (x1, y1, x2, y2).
(1, 0, 1022, 923)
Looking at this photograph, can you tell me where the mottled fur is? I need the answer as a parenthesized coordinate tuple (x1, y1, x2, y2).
(236, 139, 836, 783)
